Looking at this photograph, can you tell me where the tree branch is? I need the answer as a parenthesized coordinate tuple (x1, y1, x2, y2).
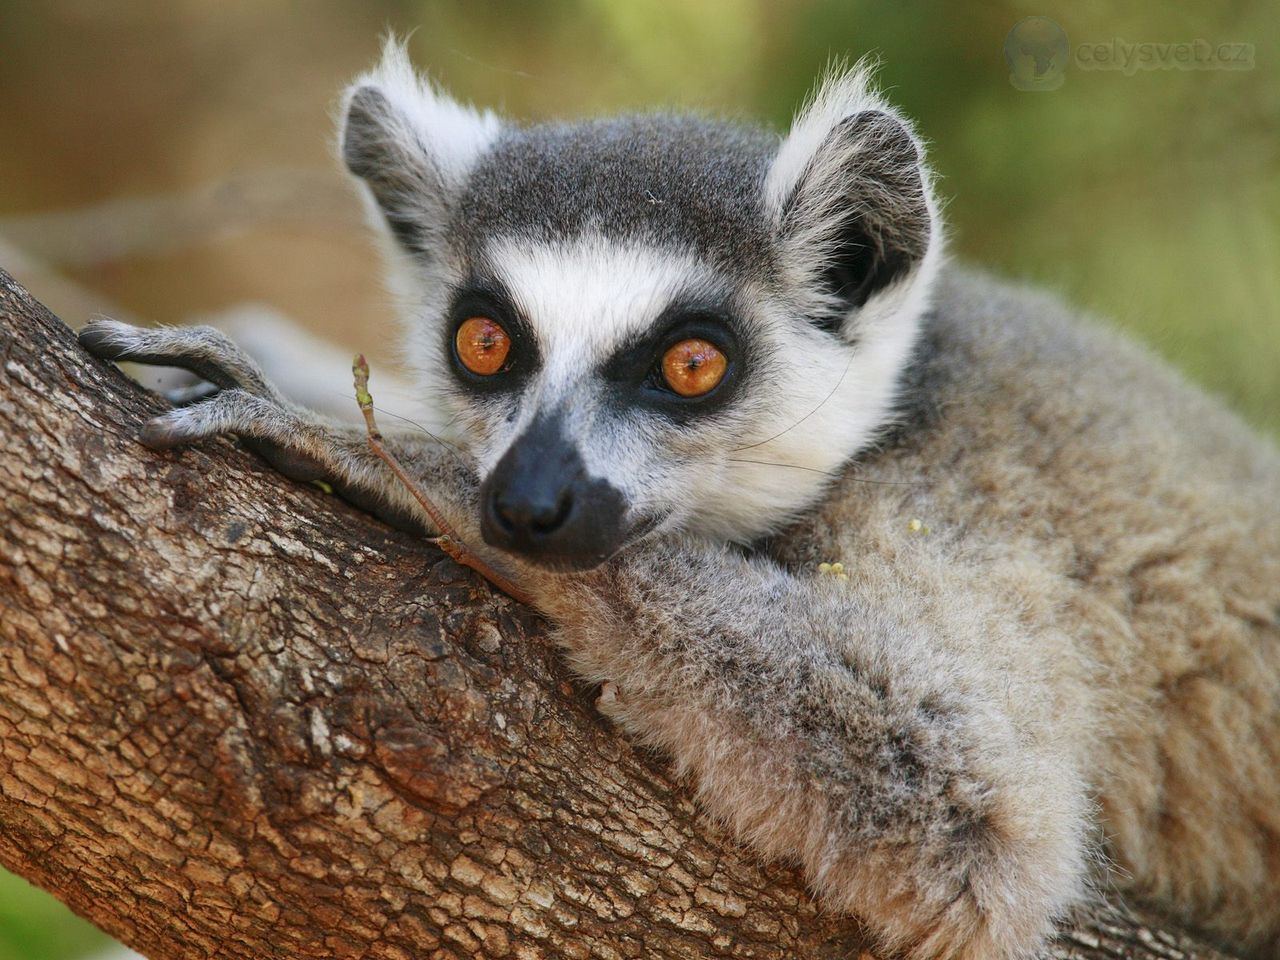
(0, 268, 1234, 959)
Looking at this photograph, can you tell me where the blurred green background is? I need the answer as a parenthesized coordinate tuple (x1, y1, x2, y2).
(0, 1, 1275, 957)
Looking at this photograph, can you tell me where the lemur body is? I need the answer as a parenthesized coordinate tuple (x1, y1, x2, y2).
(79, 44, 1280, 960)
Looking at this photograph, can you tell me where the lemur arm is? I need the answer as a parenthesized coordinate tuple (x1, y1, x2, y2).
(537, 543, 1091, 960)
(80, 317, 1088, 960)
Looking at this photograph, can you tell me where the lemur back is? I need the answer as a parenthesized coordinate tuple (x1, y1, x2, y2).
(770, 267, 1280, 952)
(78, 42, 1280, 960)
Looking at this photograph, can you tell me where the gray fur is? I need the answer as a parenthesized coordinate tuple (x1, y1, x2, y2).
(79, 48, 1280, 960)
(451, 115, 778, 276)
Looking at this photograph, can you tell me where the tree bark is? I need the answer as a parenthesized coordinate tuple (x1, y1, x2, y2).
(0, 267, 1235, 960)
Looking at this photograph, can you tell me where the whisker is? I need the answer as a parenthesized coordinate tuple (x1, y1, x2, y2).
(317, 387, 470, 469)
(728, 457, 930, 486)
(372, 406, 468, 459)
(734, 351, 856, 453)
(844, 474, 931, 487)
(727, 457, 839, 478)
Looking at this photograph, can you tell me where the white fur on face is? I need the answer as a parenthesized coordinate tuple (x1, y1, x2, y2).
(705, 284, 925, 542)
(487, 234, 716, 390)
(432, 233, 928, 546)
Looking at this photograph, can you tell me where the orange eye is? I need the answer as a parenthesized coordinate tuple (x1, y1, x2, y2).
(455, 316, 511, 376)
(661, 338, 728, 398)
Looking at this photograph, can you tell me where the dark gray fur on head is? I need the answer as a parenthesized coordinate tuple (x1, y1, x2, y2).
(449, 116, 779, 282)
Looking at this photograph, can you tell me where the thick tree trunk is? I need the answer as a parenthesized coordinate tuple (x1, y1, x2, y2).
(0, 267, 1234, 960)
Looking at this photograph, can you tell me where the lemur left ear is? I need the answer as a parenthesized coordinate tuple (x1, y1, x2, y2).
(764, 66, 940, 338)
(341, 39, 502, 255)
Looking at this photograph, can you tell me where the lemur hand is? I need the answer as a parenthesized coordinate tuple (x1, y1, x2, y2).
(78, 319, 479, 537)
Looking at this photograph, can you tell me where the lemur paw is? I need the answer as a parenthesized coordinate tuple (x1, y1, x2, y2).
(79, 319, 329, 483)
(79, 319, 475, 537)
(79, 319, 284, 401)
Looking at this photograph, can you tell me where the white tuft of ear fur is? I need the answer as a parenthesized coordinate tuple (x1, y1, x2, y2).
(340, 38, 502, 252)
(764, 61, 892, 218)
(764, 61, 943, 341)
(345, 38, 501, 189)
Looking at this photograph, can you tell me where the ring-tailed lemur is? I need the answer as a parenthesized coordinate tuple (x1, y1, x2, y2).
(79, 42, 1280, 960)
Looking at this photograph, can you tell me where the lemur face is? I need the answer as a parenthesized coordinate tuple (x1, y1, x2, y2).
(343, 43, 940, 571)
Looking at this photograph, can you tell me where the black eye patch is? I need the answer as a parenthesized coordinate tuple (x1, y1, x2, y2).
(444, 277, 541, 392)
(599, 301, 746, 420)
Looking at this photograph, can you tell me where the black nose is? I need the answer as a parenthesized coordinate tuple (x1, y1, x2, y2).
(479, 416, 629, 572)
(490, 483, 572, 536)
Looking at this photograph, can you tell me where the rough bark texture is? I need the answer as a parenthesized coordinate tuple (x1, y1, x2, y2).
(0, 267, 1236, 960)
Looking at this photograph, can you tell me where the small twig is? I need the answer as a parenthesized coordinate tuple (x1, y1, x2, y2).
(353, 354, 536, 607)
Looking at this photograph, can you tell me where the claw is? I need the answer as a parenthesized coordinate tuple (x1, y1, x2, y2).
(139, 415, 189, 450)
(78, 320, 136, 360)
(139, 403, 228, 450)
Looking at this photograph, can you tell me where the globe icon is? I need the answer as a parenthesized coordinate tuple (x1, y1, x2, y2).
(1005, 17, 1069, 90)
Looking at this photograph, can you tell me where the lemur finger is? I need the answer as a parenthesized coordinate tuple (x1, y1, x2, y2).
(79, 319, 282, 401)
(143, 389, 347, 492)
(141, 389, 298, 452)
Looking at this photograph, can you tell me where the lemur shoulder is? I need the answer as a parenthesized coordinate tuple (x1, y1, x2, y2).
(80, 42, 1280, 960)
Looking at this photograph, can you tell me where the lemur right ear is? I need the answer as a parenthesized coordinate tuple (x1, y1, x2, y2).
(341, 40, 502, 255)
(764, 65, 941, 339)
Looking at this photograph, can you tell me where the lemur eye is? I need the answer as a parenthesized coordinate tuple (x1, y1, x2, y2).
(455, 316, 511, 376)
(661, 339, 728, 397)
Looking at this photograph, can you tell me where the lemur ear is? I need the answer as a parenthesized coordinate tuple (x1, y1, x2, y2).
(340, 40, 502, 255)
(764, 66, 940, 338)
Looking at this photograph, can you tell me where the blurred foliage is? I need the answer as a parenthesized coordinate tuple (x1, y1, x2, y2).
(0, 871, 108, 960)
(0, 1, 1276, 957)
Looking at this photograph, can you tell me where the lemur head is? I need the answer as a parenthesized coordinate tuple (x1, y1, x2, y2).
(342, 42, 942, 571)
